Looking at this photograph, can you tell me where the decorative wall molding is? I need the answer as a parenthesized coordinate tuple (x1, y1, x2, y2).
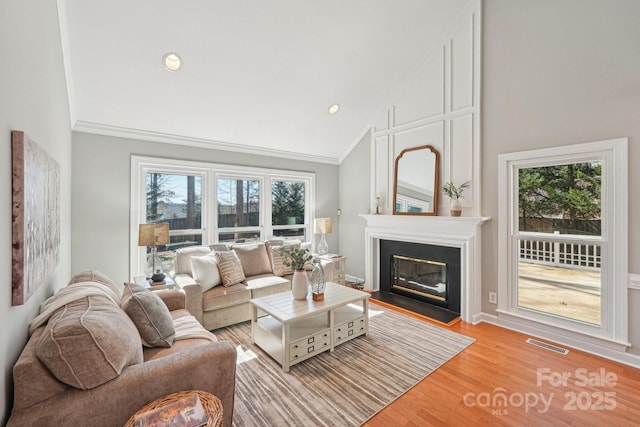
(369, 4, 482, 216)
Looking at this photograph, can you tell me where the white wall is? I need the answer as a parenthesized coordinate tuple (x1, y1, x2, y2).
(71, 132, 339, 282)
(482, 0, 640, 356)
(0, 1, 72, 422)
(339, 130, 371, 280)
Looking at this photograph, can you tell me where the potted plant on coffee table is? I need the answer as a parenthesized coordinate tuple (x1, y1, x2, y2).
(442, 181, 470, 217)
(279, 246, 312, 300)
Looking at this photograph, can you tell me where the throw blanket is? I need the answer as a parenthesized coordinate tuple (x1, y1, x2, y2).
(29, 281, 121, 335)
(173, 315, 218, 342)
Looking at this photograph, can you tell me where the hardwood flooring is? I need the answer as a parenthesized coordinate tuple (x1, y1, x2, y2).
(363, 302, 640, 427)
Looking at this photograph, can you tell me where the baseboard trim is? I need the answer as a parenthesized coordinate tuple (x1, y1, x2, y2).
(476, 312, 640, 369)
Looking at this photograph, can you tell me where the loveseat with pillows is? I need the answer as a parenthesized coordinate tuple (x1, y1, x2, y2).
(173, 240, 334, 331)
(7, 270, 236, 427)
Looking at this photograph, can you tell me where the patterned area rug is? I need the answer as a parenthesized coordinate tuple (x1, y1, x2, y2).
(215, 302, 474, 426)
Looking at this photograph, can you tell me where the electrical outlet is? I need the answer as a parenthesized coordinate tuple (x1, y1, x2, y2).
(489, 292, 498, 304)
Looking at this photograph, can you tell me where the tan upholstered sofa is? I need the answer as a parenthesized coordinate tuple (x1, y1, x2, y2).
(7, 271, 237, 427)
(173, 240, 334, 331)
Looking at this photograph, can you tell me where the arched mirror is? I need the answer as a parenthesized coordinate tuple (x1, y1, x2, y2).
(393, 145, 439, 216)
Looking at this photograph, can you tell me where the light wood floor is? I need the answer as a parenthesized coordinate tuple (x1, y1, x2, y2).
(363, 302, 640, 427)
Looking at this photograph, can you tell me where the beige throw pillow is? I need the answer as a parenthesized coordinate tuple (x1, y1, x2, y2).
(190, 255, 222, 291)
(215, 250, 246, 286)
(121, 283, 175, 348)
(233, 242, 272, 277)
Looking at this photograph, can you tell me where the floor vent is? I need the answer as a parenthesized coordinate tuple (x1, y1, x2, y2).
(526, 338, 569, 355)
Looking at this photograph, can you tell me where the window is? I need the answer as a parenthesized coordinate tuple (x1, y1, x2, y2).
(217, 176, 261, 243)
(498, 139, 628, 347)
(131, 157, 314, 277)
(516, 162, 602, 325)
(272, 179, 307, 240)
(146, 172, 203, 249)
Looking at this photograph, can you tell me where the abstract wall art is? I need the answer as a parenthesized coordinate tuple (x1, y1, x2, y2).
(12, 131, 60, 305)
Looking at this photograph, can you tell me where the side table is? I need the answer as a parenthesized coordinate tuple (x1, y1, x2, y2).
(125, 390, 223, 427)
(134, 275, 179, 291)
(315, 254, 347, 285)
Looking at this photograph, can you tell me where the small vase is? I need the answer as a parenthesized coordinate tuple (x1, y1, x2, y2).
(450, 199, 462, 217)
(291, 269, 308, 300)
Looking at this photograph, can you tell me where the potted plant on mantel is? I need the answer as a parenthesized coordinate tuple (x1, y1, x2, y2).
(442, 181, 470, 217)
(279, 246, 313, 300)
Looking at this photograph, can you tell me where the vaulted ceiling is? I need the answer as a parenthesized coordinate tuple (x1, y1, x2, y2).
(60, 0, 471, 163)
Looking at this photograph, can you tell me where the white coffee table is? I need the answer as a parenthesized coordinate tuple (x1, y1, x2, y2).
(250, 282, 369, 372)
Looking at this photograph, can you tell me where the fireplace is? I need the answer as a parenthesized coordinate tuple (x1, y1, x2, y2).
(361, 214, 489, 324)
(379, 239, 461, 319)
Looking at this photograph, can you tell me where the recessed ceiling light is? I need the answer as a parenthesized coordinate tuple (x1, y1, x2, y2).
(328, 104, 340, 115)
(162, 52, 182, 72)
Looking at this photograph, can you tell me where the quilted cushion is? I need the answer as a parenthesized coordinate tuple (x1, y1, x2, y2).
(233, 242, 272, 277)
(190, 255, 222, 291)
(215, 251, 246, 287)
(121, 283, 175, 348)
(35, 295, 143, 390)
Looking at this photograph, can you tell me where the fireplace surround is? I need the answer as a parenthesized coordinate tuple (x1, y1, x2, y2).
(360, 214, 489, 323)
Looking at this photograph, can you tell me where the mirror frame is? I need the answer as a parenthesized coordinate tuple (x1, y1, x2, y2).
(393, 145, 440, 216)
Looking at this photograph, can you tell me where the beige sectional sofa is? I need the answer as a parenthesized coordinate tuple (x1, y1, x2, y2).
(173, 240, 334, 331)
(7, 271, 237, 427)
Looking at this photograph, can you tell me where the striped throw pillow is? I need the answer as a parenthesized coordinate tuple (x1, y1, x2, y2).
(214, 251, 246, 287)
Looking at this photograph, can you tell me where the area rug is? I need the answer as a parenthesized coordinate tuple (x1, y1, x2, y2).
(215, 303, 475, 426)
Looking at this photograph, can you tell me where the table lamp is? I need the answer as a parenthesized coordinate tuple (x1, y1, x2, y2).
(138, 223, 170, 282)
(314, 218, 332, 255)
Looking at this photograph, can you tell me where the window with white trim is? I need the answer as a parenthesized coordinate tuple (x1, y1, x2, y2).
(497, 139, 628, 346)
(130, 157, 314, 277)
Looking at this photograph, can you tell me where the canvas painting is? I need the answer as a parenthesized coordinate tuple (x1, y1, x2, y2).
(12, 131, 60, 305)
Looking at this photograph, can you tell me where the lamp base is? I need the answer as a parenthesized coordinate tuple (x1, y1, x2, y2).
(151, 271, 166, 283)
(317, 234, 329, 255)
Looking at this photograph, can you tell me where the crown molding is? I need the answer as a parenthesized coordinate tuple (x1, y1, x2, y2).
(72, 120, 340, 165)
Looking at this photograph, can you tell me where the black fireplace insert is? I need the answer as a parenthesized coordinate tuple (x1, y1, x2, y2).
(380, 239, 460, 316)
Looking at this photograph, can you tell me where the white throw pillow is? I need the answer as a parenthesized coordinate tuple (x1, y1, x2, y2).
(190, 255, 222, 291)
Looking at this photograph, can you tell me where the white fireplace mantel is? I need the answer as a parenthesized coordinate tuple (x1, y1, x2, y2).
(360, 214, 490, 324)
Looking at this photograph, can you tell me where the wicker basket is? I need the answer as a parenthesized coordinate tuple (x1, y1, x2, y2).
(124, 390, 223, 427)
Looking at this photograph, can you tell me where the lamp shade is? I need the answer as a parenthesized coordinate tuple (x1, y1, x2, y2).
(138, 223, 170, 246)
(313, 218, 332, 234)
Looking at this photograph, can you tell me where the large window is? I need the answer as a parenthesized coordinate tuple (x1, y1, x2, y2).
(498, 139, 628, 348)
(131, 158, 314, 276)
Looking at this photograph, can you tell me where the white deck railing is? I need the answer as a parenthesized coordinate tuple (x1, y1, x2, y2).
(519, 234, 601, 270)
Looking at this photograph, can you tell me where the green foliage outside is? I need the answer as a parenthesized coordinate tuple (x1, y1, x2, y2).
(518, 162, 601, 235)
(272, 181, 305, 225)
